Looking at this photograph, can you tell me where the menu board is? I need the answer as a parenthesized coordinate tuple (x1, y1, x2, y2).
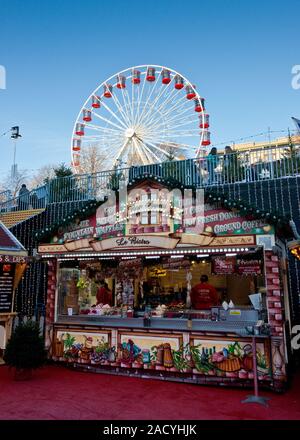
(0, 263, 14, 313)
(212, 256, 236, 275)
(237, 258, 262, 275)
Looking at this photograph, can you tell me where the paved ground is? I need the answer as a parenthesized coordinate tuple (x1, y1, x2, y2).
(0, 365, 300, 420)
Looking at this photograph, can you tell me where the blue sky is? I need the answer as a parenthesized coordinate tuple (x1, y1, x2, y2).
(0, 0, 300, 178)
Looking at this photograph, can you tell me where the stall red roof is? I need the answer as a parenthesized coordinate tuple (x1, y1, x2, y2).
(0, 221, 27, 258)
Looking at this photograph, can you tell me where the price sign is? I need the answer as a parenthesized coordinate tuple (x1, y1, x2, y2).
(0, 263, 14, 313)
(212, 256, 236, 274)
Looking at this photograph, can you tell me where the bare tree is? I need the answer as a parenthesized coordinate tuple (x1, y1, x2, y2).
(77, 145, 107, 174)
(1, 168, 29, 198)
(30, 164, 57, 188)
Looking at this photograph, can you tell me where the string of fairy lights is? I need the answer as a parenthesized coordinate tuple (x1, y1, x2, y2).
(7, 171, 300, 321)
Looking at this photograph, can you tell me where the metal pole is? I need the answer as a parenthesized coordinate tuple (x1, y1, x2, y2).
(268, 127, 274, 179)
(242, 336, 270, 407)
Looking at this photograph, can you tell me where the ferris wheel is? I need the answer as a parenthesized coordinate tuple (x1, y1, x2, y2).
(71, 65, 210, 173)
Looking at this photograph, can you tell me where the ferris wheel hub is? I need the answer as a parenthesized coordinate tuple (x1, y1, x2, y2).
(125, 127, 136, 139)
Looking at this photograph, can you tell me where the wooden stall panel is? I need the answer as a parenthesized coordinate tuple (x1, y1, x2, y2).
(190, 336, 272, 380)
(53, 329, 113, 365)
(118, 331, 183, 371)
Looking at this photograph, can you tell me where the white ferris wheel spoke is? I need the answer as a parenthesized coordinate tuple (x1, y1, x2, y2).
(91, 111, 125, 131)
(136, 67, 164, 126)
(132, 137, 148, 165)
(141, 135, 194, 151)
(154, 92, 192, 123)
(84, 122, 123, 135)
(139, 76, 175, 128)
(121, 88, 134, 125)
(100, 99, 128, 129)
(138, 72, 167, 125)
(130, 78, 135, 125)
(136, 138, 161, 162)
(134, 67, 148, 126)
(112, 84, 131, 127)
(114, 138, 131, 163)
(164, 117, 199, 129)
(147, 104, 194, 133)
(140, 137, 181, 160)
(145, 91, 189, 130)
(136, 140, 155, 164)
(148, 83, 185, 122)
(109, 84, 133, 127)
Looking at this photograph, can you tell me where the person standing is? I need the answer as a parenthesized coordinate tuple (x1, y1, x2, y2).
(18, 184, 30, 210)
(103, 282, 112, 306)
(207, 147, 219, 184)
(191, 275, 219, 310)
(96, 280, 112, 306)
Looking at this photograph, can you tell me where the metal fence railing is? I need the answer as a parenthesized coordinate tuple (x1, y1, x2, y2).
(0, 144, 300, 213)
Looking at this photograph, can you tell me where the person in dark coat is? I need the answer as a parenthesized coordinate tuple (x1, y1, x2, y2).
(18, 184, 30, 210)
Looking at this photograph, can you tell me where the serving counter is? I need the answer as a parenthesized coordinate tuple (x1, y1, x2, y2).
(56, 314, 260, 335)
(50, 310, 286, 391)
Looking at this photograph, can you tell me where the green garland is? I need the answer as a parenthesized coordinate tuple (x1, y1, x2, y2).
(35, 176, 293, 243)
(204, 190, 292, 236)
(128, 173, 187, 189)
(35, 199, 104, 242)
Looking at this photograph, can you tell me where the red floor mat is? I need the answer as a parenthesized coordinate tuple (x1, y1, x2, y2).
(0, 365, 300, 420)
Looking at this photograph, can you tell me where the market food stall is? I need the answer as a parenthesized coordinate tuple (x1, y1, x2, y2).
(37, 177, 293, 391)
(0, 221, 28, 363)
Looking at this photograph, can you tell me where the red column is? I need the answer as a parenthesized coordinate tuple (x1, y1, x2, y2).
(264, 251, 284, 336)
(46, 259, 56, 324)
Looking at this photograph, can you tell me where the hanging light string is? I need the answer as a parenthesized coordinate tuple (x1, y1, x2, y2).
(291, 177, 300, 301)
(211, 129, 299, 148)
(0, 128, 12, 137)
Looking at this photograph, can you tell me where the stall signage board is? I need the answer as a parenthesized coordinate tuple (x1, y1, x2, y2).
(38, 244, 67, 253)
(92, 235, 180, 251)
(60, 219, 95, 242)
(39, 187, 275, 254)
(210, 235, 256, 247)
(0, 263, 14, 313)
(203, 206, 275, 236)
(0, 254, 27, 263)
(212, 256, 236, 274)
(148, 267, 167, 277)
(237, 258, 262, 275)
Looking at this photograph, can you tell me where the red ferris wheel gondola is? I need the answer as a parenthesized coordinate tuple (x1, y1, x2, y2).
(83, 109, 92, 121)
(116, 75, 126, 89)
(201, 130, 211, 146)
(161, 69, 171, 84)
(92, 95, 101, 108)
(75, 123, 85, 136)
(194, 97, 205, 113)
(185, 85, 196, 100)
(73, 154, 80, 167)
(72, 139, 81, 151)
(146, 67, 156, 81)
(199, 114, 209, 129)
(174, 74, 184, 89)
(103, 84, 113, 98)
(132, 69, 141, 84)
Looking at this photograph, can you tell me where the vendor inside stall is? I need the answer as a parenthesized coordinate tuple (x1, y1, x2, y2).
(190, 274, 219, 310)
(56, 247, 266, 320)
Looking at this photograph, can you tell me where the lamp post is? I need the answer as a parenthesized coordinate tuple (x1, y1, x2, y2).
(10, 126, 22, 179)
